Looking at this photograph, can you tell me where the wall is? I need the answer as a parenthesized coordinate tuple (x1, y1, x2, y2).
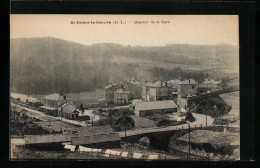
(138, 108, 177, 117)
(178, 84, 197, 99)
(114, 93, 129, 105)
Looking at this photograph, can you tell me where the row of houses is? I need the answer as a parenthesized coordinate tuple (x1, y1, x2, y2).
(104, 78, 223, 117)
(105, 78, 204, 105)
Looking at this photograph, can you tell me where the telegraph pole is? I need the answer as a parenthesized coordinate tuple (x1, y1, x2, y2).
(124, 111, 127, 142)
(188, 124, 191, 159)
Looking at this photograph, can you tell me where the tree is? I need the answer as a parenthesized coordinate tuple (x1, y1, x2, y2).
(79, 103, 84, 114)
(185, 112, 195, 122)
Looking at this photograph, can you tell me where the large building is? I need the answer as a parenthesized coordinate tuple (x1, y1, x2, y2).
(105, 84, 120, 104)
(114, 87, 130, 105)
(40, 93, 67, 116)
(133, 100, 178, 117)
(178, 79, 198, 99)
(124, 78, 143, 100)
(142, 81, 173, 101)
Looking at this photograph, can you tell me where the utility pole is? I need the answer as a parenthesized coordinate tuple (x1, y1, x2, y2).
(124, 111, 127, 142)
(188, 124, 191, 159)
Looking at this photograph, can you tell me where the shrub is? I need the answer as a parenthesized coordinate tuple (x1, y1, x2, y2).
(185, 112, 195, 122)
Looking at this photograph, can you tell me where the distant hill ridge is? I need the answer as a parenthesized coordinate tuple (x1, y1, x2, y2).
(10, 37, 238, 94)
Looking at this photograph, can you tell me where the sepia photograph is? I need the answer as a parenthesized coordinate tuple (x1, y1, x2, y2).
(10, 14, 240, 160)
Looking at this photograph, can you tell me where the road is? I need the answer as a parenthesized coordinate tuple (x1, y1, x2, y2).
(117, 113, 214, 137)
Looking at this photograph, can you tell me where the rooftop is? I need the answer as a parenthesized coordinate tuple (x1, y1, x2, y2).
(62, 104, 77, 114)
(168, 79, 181, 85)
(179, 79, 197, 85)
(44, 93, 65, 101)
(39, 106, 57, 111)
(135, 100, 177, 111)
(114, 88, 130, 94)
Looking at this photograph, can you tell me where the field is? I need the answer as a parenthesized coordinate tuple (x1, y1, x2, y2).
(219, 91, 240, 117)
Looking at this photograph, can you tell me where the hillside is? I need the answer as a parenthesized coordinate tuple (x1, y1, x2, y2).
(10, 37, 239, 94)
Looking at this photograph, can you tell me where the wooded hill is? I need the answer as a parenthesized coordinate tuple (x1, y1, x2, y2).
(10, 37, 238, 94)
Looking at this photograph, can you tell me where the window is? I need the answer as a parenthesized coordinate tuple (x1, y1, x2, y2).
(192, 86, 195, 89)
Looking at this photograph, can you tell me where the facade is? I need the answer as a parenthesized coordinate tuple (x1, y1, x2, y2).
(105, 84, 120, 104)
(61, 103, 79, 120)
(124, 78, 143, 100)
(178, 79, 198, 99)
(142, 81, 173, 101)
(40, 93, 67, 116)
(168, 79, 181, 92)
(134, 100, 178, 117)
(114, 88, 130, 105)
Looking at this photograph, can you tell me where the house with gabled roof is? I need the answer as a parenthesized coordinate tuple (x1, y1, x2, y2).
(40, 93, 67, 116)
(61, 103, 79, 120)
(142, 80, 173, 101)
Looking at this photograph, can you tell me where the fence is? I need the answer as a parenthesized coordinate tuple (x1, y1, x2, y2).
(64, 144, 180, 160)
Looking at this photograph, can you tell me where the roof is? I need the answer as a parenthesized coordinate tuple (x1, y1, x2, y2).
(144, 81, 168, 87)
(135, 100, 177, 111)
(114, 88, 130, 94)
(180, 79, 197, 85)
(40, 106, 57, 111)
(44, 93, 64, 101)
(168, 79, 181, 85)
(127, 115, 156, 128)
(62, 104, 77, 114)
(105, 84, 119, 90)
(24, 134, 71, 144)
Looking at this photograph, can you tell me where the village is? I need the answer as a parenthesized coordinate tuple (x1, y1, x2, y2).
(10, 77, 240, 160)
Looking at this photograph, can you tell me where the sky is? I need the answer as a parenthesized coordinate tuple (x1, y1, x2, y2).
(10, 15, 239, 46)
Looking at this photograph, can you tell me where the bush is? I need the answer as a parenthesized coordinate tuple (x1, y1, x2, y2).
(157, 119, 171, 127)
(185, 112, 195, 122)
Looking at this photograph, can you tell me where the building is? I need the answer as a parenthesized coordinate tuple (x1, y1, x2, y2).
(11, 107, 27, 118)
(133, 100, 178, 117)
(142, 81, 173, 101)
(168, 79, 181, 92)
(114, 87, 130, 105)
(61, 103, 79, 120)
(70, 126, 121, 149)
(124, 78, 143, 100)
(40, 93, 67, 116)
(178, 79, 198, 99)
(105, 84, 120, 104)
